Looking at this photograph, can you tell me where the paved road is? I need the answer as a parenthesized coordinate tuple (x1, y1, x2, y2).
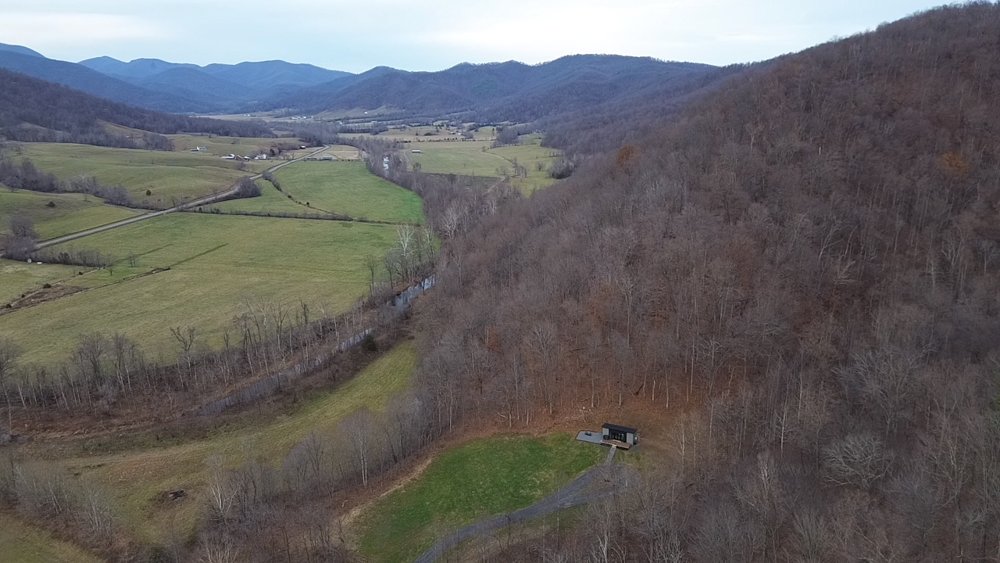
(28, 145, 329, 251)
(415, 452, 633, 563)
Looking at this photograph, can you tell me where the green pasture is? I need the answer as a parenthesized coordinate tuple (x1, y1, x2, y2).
(270, 161, 424, 223)
(57, 342, 416, 544)
(0, 212, 401, 368)
(18, 143, 267, 207)
(404, 135, 560, 193)
(0, 189, 140, 240)
(357, 433, 603, 562)
(205, 179, 315, 215)
(0, 513, 101, 563)
(211, 160, 423, 224)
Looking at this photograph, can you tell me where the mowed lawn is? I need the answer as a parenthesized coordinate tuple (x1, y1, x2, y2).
(357, 434, 604, 562)
(0, 189, 140, 240)
(19, 143, 264, 207)
(60, 342, 417, 543)
(271, 161, 424, 224)
(0, 513, 101, 563)
(0, 212, 401, 367)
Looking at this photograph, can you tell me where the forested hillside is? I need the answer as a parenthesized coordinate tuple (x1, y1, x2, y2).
(274, 55, 719, 123)
(0, 50, 199, 112)
(416, 3, 1000, 559)
(0, 69, 272, 147)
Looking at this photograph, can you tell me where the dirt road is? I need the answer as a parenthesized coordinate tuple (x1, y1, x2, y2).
(29, 145, 329, 251)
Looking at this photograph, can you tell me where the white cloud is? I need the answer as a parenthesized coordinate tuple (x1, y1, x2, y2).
(0, 12, 169, 50)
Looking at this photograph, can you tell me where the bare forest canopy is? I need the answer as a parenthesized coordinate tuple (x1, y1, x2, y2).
(414, 3, 1000, 560)
(0, 69, 272, 148)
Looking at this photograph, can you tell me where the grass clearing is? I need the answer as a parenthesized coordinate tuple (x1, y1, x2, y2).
(0, 212, 401, 368)
(357, 433, 603, 562)
(0, 512, 100, 563)
(19, 143, 266, 207)
(57, 342, 417, 543)
(0, 189, 140, 240)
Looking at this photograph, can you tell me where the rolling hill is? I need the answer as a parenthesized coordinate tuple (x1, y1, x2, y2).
(0, 49, 201, 113)
(0, 68, 272, 146)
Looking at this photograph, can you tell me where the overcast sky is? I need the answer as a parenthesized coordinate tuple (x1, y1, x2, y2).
(0, 1, 953, 72)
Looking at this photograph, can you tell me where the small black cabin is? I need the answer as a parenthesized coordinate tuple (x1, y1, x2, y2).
(602, 422, 639, 447)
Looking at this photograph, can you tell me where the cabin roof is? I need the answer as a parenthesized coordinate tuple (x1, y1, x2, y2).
(602, 422, 638, 434)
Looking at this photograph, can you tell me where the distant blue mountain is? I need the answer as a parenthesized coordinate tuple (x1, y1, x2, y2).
(79, 56, 200, 79)
(78, 57, 353, 109)
(0, 50, 200, 112)
(0, 43, 44, 58)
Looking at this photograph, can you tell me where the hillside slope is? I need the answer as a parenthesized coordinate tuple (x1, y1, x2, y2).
(0, 69, 272, 146)
(416, 4, 1000, 560)
(0, 51, 199, 112)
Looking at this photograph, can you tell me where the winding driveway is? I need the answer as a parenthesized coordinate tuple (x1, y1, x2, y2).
(415, 449, 633, 563)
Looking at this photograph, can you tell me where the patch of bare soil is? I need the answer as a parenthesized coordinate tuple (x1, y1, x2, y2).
(2, 283, 84, 315)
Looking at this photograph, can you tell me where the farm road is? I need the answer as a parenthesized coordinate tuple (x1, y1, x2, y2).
(415, 453, 634, 563)
(30, 145, 329, 251)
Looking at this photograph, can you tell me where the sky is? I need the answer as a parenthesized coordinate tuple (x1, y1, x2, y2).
(0, 0, 955, 72)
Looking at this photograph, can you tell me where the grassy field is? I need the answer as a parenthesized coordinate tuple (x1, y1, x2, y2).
(314, 145, 362, 160)
(204, 179, 314, 215)
(266, 161, 424, 223)
(0, 189, 140, 240)
(56, 342, 417, 543)
(0, 513, 101, 563)
(404, 134, 560, 194)
(405, 139, 504, 177)
(168, 134, 301, 158)
(211, 161, 424, 223)
(19, 143, 267, 207)
(490, 135, 562, 193)
(357, 433, 604, 562)
(0, 212, 402, 368)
